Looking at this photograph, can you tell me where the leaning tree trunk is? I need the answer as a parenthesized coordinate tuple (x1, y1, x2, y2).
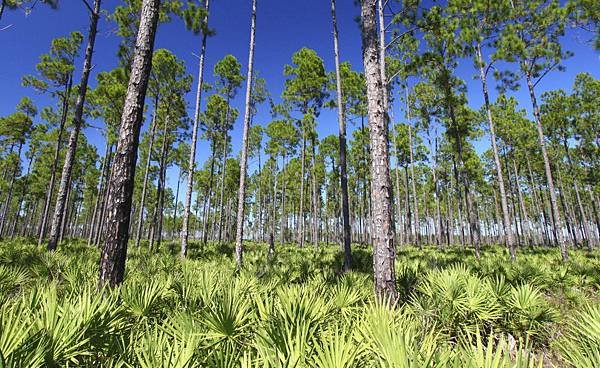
(181, 0, 210, 257)
(361, 0, 397, 302)
(99, 0, 161, 288)
(234, 0, 257, 267)
(47, 0, 102, 251)
(476, 43, 515, 259)
(38, 75, 72, 246)
(331, 0, 351, 271)
(526, 74, 568, 262)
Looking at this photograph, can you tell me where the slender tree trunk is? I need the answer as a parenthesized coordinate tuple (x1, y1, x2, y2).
(47, 0, 102, 251)
(404, 166, 412, 244)
(10, 151, 34, 238)
(234, 0, 257, 267)
(526, 75, 567, 261)
(202, 141, 216, 245)
(297, 125, 306, 248)
(135, 97, 158, 248)
(562, 138, 591, 250)
(99, 0, 161, 288)
(394, 164, 403, 247)
(0, 142, 22, 237)
(408, 124, 420, 246)
(588, 186, 600, 246)
(181, 0, 210, 257)
(88, 142, 113, 246)
(172, 166, 181, 239)
(311, 136, 319, 248)
(476, 43, 515, 259)
(151, 114, 169, 250)
(361, 0, 396, 302)
(257, 151, 264, 242)
(280, 155, 287, 245)
(513, 159, 533, 246)
(433, 137, 442, 249)
(38, 75, 73, 245)
(555, 163, 577, 247)
(217, 137, 227, 244)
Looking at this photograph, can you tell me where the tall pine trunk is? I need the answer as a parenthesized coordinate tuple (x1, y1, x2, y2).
(331, 0, 351, 271)
(476, 43, 515, 259)
(234, 0, 257, 267)
(526, 75, 568, 261)
(135, 97, 159, 248)
(47, 0, 102, 251)
(99, 0, 161, 288)
(181, 0, 210, 257)
(361, 0, 396, 302)
(38, 75, 72, 245)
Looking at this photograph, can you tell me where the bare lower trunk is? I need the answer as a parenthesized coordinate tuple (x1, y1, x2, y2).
(0, 142, 22, 237)
(311, 136, 319, 248)
(408, 124, 420, 245)
(135, 97, 159, 248)
(47, 0, 102, 251)
(297, 127, 306, 247)
(526, 75, 568, 262)
(99, 0, 161, 288)
(477, 43, 515, 259)
(332, 0, 351, 271)
(38, 76, 72, 245)
(181, 0, 210, 257)
(361, 0, 396, 302)
(234, 0, 257, 267)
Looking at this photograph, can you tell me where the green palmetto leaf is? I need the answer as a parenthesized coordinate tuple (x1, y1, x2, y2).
(121, 277, 169, 319)
(135, 327, 198, 368)
(310, 325, 362, 368)
(561, 304, 600, 368)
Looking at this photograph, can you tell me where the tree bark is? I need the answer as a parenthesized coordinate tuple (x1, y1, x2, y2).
(361, 0, 396, 302)
(99, 0, 161, 288)
(234, 0, 257, 267)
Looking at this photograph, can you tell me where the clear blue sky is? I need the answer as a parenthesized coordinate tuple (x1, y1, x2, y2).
(1, 0, 598, 192)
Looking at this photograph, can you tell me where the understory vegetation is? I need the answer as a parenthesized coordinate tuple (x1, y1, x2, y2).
(1, 239, 598, 367)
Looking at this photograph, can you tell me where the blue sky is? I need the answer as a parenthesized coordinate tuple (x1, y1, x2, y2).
(0, 0, 598, 193)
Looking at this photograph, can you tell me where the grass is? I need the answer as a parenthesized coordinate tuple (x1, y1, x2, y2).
(0, 238, 598, 367)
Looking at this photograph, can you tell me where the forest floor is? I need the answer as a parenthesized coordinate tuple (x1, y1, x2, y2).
(0, 238, 599, 367)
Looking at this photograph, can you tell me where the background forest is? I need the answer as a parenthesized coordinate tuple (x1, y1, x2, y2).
(0, 0, 599, 367)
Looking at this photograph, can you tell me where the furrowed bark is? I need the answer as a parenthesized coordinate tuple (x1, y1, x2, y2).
(361, 0, 397, 302)
(99, 0, 161, 288)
